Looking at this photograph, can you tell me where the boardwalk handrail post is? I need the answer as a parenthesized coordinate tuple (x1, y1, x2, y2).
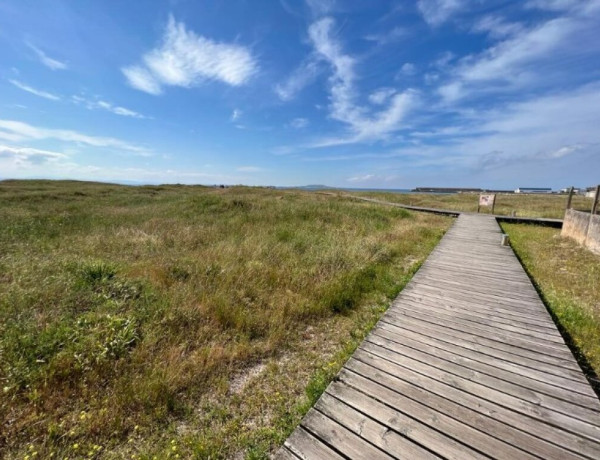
(592, 184, 600, 215)
(565, 186, 574, 211)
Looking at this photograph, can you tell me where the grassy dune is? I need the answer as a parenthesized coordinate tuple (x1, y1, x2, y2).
(0, 180, 450, 459)
(501, 223, 600, 384)
(353, 191, 593, 219)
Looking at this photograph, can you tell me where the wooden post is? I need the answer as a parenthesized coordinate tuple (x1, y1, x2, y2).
(565, 186, 574, 211)
(592, 185, 600, 215)
(491, 195, 496, 214)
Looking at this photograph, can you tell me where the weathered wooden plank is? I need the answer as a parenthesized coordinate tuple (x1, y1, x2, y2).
(416, 260, 535, 281)
(381, 315, 595, 397)
(402, 281, 549, 315)
(392, 297, 566, 345)
(373, 321, 595, 395)
(385, 305, 576, 361)
(301, 409, 395, 459)
(316, 392, 440, 459)
(363, 336, 600, 419)
(398, 293, 559, 334)
(403, 277, 550, 310)
(351, 347, 600, 442)
(340, 365, 580, 460)
(378, 315, 587, 381)
(412, 273, 541, 299)
(284, 426, 345, 460)
(345, 354, 599, 458)
(325, 381, 483, 460)
(400, 290, 558, 329)
(273, 446, 301, 460)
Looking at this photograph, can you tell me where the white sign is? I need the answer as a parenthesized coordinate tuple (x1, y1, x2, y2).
(479, 194, 496, 207)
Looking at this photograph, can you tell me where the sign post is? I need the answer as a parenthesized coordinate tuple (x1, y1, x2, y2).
(478, 194, 496, 214)
(592, 185, 600, 215)
(565, 186, 574, 212)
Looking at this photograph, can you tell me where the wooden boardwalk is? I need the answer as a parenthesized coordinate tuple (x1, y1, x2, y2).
(276, 214, 600, 459)
(348, 195, 564, 227)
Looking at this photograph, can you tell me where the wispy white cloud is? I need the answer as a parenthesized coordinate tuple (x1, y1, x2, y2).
(122, 66, 162, 95)
(346, 172, 400, 184)
(407, 81, 600, 173)
(307, 18, 417, 145)
(9, 82, 147, 120)
(231, 108, 242, 121)
(461, 18, 574, 83)
(417, 0, 465, 26)
(0, 119, 151, 156)
(368, 88, 396, 105)
(524, 0, 580, 11)
(0, 159, 241, 184)
(347, 174, 375, 183)
(275, 58, 321, 101)
(9, 79, 60, 101)
(289, 118, 309, 129)
(0, 144, 67, 164)
(363, 27, 407, 45)
(397, 62, 416, 76)
(71, 96, 148, 119)
(270, 145, 295, 155)
(437, 7, 599, 103)
(433, 51, 455, 69)
(547, 144, 586, 158)
(26, 43, 67, 70)
(123, 15, 258, 94)
(236, 166, 262, 172)
(471, 16, 524, 39)
(305, 0, 336, 16)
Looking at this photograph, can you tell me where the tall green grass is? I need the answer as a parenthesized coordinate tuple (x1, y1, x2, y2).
(502, 223, 600, 387)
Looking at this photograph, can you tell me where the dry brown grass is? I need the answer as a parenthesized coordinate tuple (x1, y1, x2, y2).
(0, 180, 450, 459)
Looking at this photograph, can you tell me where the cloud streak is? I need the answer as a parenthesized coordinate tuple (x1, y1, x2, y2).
(26, 43, 68, 70)
(289, 118, 309, 129)
(71, 96, 148, 119)
(236, 166, 262, 172)
(417, 0, 465, 26)
(0, 144, 67, 164)
(9, 80, 60, 101)
(123, 15, 258, 95)
(0, 120, 151, 156)
(275, 57, 321, 101)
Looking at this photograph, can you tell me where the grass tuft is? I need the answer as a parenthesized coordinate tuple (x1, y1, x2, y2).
(77, 260, 117, 286)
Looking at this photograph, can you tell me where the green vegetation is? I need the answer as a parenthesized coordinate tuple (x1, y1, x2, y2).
(0, 180, 450, 459)
(353, 191, 593, 219)
(502, 223, 600, 383)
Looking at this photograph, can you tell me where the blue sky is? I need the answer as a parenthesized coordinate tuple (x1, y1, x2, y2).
(1, 0, 599, 189)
